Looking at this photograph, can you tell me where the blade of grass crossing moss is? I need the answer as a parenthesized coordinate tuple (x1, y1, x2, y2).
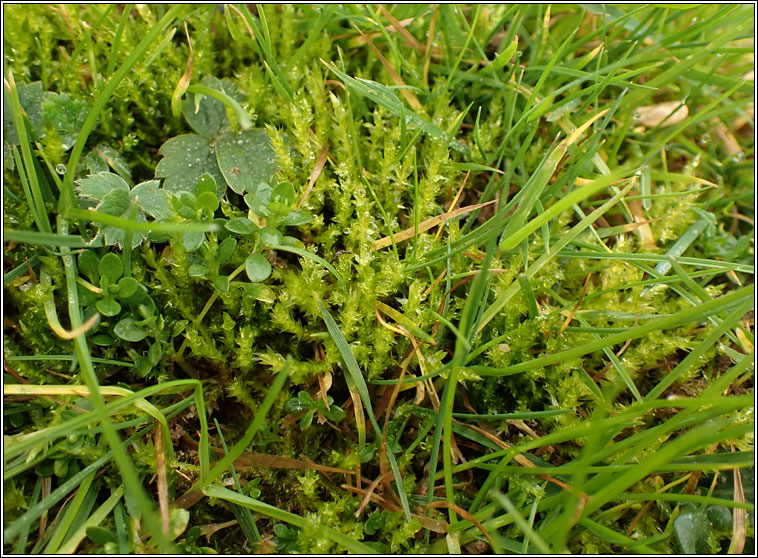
(498, 111, 613, 252)
(442, 236, 497, 524)
(56, 217, 170, 551)
(3, 229, 99, 248)
(201, 361, 290, 490)
(62, 5, 183, 212)
(642, 214, 710, 289)
(4, 399, 196, 484)
(586, 420, 753, 517)
(4, 422, 156, 542)
(6, 79, 51, 233)
(106, 4, 132, 76)
(42, 472, 97, 554)
(479, 177, 635, 331)
(442, 5, 480, 93)
(364, 177, 400, 262)
(56, 486, 124, 554)
(63, 207, 217, 234)
(493, 492, 552, 554)
(412, 147, 419, 265)
(203, 486, 378, 554)
(187, 84, 252, 130)
(272, 244, 346, 288)
(214, 418, 261, 544)
(4, 380, 205, 462)
(517, 274, 540, 320)
(322, 60, 457, 150)
(13, 477, 41, 553)
(555, 250, 752, 273)
(113, 502, 129, 554)
(645, 298, 754, 401)
(317, 298, 412, 521)
(475, 286, 752, 377)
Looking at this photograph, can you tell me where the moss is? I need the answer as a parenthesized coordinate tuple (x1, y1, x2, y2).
(3, 4, 753, 554)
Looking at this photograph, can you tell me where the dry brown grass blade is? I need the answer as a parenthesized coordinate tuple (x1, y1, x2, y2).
(461, 420, 574, 492)
(198, 519, 238, 543)
(174, 446, 356, 509)
(373, 200, 497, 250)
(317, 371, 333, 411)
(422, 6, 439, 87)
(342, 484, 448, 533)
(633, 101, 689, 128)
(340, 17, 415, 45)
(712, 119, 742, 156)
(355, 471, 394, 518)
(627, 199, 657, 249)
(559, 272, 593, 334)
(232, 450, 355, 475)
(171, 22, 194, 117)
(48, 311, 100, 340)
(683, 442, 719, 494)
(434, 171, 471, 243)
(37, 476, 52, 545)
(426, 500, 495, 548)
(154, 421, 170, 536)
(375, 5, 427, 52)
(297, 141, 330, 210)
(354, 25, 423, 111)
(729, 445, 747, 554)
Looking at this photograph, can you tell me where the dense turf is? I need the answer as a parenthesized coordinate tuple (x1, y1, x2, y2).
(3, 4, 754, 554)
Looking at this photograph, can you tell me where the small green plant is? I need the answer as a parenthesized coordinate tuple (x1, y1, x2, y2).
(284, 389, 346, 430)
(3, 4, 754, 556)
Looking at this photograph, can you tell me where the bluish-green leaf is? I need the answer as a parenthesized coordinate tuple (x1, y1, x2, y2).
(155, 134, 225, 197)
(182, 77, 229, 140)
(116, 277, 139, 299)
(182, 231, 205, 252)
(41, 92, 90, 150)
(113, 317, 149, 342)
(259, 226, 283, 248)
(245, 253, 272, 283)
(131, 180, 172, 220)
(225, 218, 258, 235)
(195, 172, 217, 197)
(271, 181, 295, 206)
(98, 253, 123, 282)
(279, 210, 312, 227)
(215, 129, 276, 195)
(218, 237, 237, 262)
(96, 297, 121, 317)
(188, 264, 210, 277)
(77, 172, 130, 202)
(213, 276, 230, 292)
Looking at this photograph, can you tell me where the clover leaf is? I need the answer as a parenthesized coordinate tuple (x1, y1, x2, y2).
(215, 128, 276, 195)
(76, 172, 172, 248)
(245, 253, 272, 283)
(155, 134, 226, 197)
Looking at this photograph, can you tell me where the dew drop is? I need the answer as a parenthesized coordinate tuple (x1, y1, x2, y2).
(55, 164, 66, 175)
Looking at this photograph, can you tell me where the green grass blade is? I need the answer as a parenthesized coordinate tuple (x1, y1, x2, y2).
(203, 485, 378, 554)
(317, 297, 412, 521)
